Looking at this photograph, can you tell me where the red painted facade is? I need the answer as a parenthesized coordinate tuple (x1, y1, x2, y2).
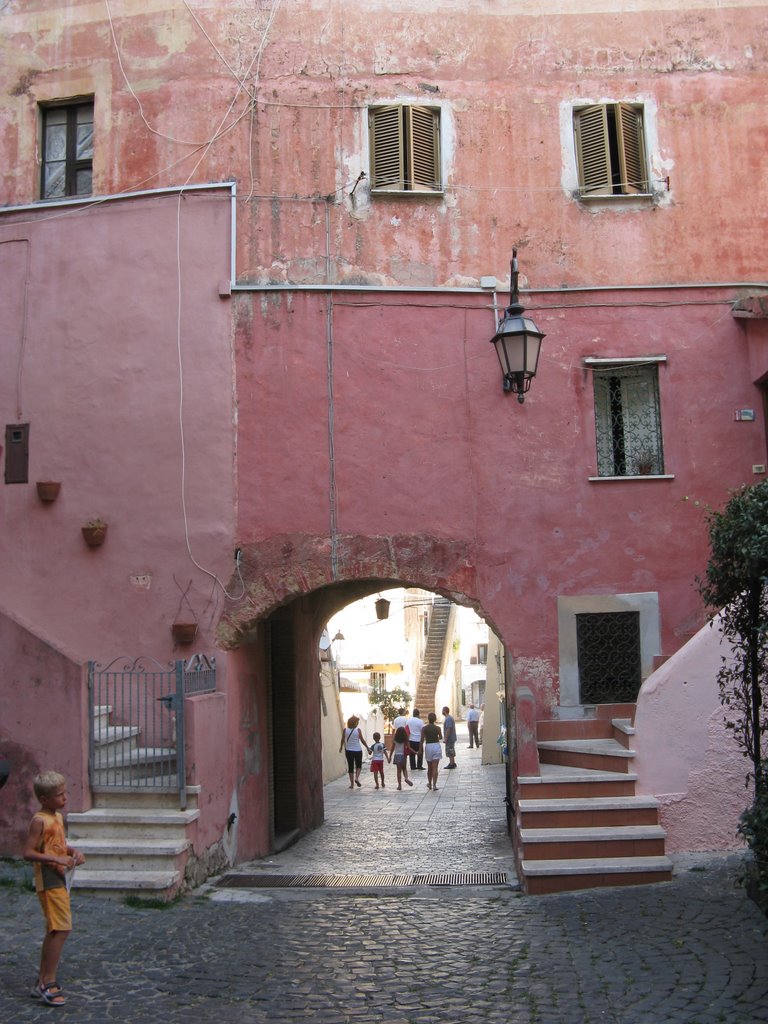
(1, 1, 767, 870)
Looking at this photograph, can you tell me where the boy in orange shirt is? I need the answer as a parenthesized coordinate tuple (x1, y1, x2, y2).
(23, 771, 86, 1006)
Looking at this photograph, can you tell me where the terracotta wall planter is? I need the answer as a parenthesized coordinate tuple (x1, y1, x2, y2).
(81, 524, 108, 548)
(36, 481, 61, 503)
(171, 622, 198, 644)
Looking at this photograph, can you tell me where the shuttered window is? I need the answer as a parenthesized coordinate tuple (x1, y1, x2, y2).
(369, 105, 441, 192)
(574, 103, 648, 197)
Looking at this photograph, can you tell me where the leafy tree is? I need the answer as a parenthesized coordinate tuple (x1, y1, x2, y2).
(698, 480, 768, 792)
(368, 686, 411, 730)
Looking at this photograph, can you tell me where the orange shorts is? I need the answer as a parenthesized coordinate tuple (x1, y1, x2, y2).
(38, 887, 72, 933)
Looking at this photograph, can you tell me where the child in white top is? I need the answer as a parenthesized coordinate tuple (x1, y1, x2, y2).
(369, 732, 389, 790)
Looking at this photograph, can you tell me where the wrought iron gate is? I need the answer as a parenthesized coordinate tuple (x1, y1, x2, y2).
(88, 655, 216, 810)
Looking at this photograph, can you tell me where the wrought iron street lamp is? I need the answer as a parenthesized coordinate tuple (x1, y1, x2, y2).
(490, 249, 545, 403)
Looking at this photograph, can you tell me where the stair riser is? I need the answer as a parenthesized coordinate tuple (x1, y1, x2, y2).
(522, 838, 666, 861)
(526, 869, 672, 895)
(92, 763, 177, 785)
(518, 780, 637, 799)
(538, 749, 631, 773)
(519, 809, 659, 828)
(92, 791, 197, 811)
(69, 824, 192, 841)
(75, 852, 188, 873)
(536, 720, 614, 741)
(93, 739, 139, 765)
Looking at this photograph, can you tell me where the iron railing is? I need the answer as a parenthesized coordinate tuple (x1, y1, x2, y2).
(87, 654, 216, 809)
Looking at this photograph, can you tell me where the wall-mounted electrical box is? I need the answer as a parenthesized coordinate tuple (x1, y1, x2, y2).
(4, 423, 29, 484)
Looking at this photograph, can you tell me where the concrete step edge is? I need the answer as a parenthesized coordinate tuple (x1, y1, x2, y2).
(537, 739, 635, 757)
(520, 825, 667, 841)
(73, 869, 180, 890)
(518, 770, 639, 784)
(68, 808, 199, 825)
(75, 839, 190, 855)
(521, 856, 673, 877)
(518, 796, 660, 812)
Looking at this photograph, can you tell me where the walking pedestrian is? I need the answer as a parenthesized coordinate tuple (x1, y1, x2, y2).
(407, 708, 425, 770)
(442, 706, 457, 768)
(420, 712, 443, 790)
(370, 732, 389, 789)
(339, 716, 371, 789)
(391, 726, 414, 789)
(23, 771, 86, 1007)
(467, 703, 481, 748)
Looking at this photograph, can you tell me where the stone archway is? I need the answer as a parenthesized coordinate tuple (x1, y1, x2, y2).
(217, 532, 506, 860)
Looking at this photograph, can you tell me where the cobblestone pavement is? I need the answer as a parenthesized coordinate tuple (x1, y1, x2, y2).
(2, 739, 766, 1024)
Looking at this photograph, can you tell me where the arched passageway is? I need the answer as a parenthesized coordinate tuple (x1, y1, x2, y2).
(218, 538, 511, 862)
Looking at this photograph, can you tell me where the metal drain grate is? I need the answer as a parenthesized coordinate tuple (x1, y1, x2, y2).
(215, 871, 510, 889)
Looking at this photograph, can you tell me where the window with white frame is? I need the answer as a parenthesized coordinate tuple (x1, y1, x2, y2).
(573, 102, 648, 196)
(368, 104, 441, 193)
(41, 99, 94, 200)
(591, 361, 664, 477)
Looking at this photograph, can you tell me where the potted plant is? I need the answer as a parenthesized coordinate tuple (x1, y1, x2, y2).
(635, 452, 655, 475)
(81, 518, 108, 547)
(171, 576, 198, 645)
(36, 481, 61, 503)
(369, 684, 411, 748)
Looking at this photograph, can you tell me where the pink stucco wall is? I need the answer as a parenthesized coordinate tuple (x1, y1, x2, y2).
(0, 189, 236, 851)
(634, 616, 750, 853)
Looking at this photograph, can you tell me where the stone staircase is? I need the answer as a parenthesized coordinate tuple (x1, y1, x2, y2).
(68, 789, 199, 898)
(515, 704, 673, 895)
(67, 701, 199, 899)
(414, 596, 452, 714)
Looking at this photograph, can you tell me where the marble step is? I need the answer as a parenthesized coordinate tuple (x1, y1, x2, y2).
(521, 855, 674, 895)
(72, 867, 181, 897)
(520, 824, 667, 860)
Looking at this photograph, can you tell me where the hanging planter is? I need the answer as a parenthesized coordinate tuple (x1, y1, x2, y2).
(171, 621, 198, 645)
(172, 575, 198, 646)
(81, 519, 108, 548)
(36, 481, 61, 503)
(375, 597, 390, 621)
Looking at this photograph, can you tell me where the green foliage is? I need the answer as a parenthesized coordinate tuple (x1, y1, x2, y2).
(368, 685, 411, 729)
(738, 766, 768, 905)
(698, 480, 768, 790)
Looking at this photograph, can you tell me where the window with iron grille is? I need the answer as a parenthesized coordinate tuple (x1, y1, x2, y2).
(593, 363, 664, 477)
(574, 103, 648, 197)
(576, 611, 642, 704)
(368, 104, 441, 193)
(41, 100, 94, 200)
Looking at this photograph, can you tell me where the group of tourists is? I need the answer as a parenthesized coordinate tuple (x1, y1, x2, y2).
(339, 705, 459, 791)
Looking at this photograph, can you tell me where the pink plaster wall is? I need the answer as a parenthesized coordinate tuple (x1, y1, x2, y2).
(0, 610, 87, 856)
(634, 616, 749, 853)
(0, 190, 236, 852)
(1, 3, 766, 290)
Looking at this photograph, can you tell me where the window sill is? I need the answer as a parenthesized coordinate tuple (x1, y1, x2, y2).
(588, 474, 675, 482)
(370, 189, 444, 198)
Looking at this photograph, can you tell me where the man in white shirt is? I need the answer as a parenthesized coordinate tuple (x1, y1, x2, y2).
(407, 709, 425, 770)
(467, 703, 481, 748)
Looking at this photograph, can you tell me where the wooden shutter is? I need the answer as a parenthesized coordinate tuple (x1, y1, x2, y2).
(574, 105, 612, 196)
(407, 105, 440, 191)
(369, 105, 404, 190)
(616, 103, 647, 194)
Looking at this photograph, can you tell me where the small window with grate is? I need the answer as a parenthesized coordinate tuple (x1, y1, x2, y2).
(574, 102, 648, 197)
(368, 104, 441, 193)
(592, 362, 664, 477)
(41, 99, 94, 200)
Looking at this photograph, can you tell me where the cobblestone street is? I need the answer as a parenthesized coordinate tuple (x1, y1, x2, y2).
(2, 740, 766, 1023)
